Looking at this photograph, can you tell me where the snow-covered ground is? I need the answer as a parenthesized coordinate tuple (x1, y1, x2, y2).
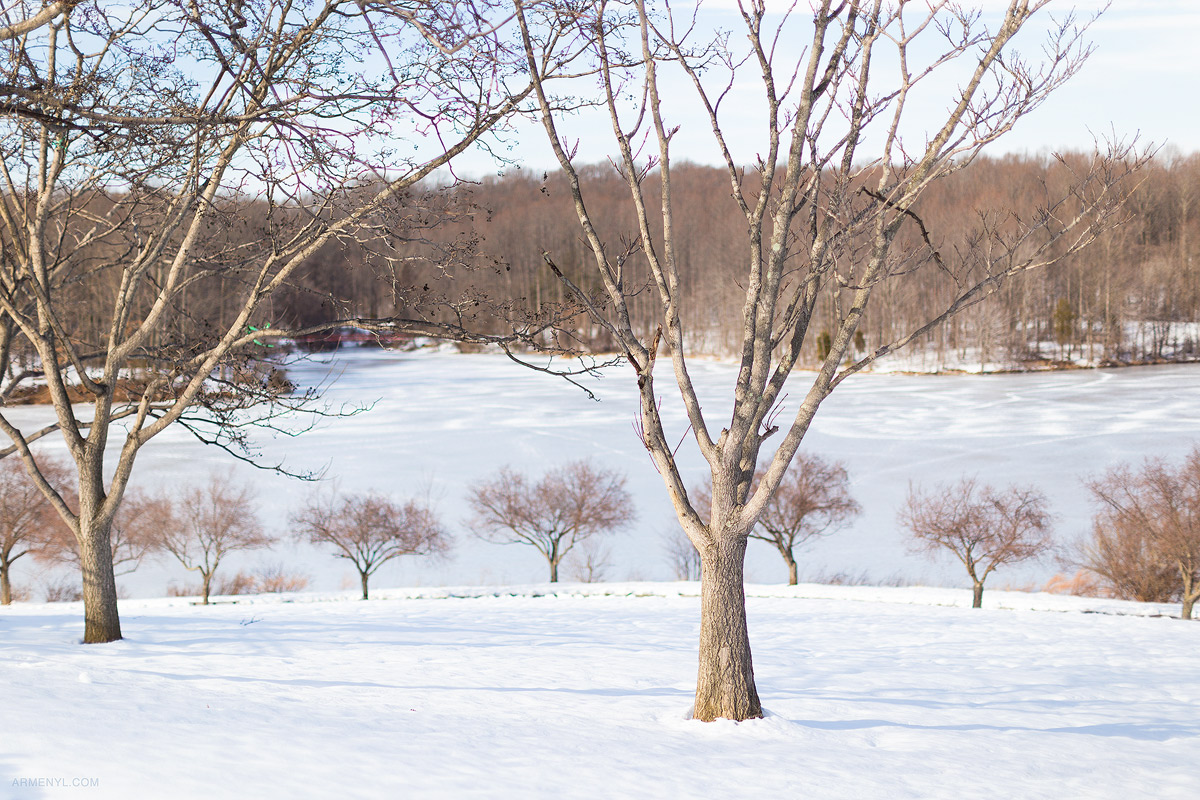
(7, 353, 1200, 797)
(2, 585, 1196, 798)
(8, 346, 1200, 598)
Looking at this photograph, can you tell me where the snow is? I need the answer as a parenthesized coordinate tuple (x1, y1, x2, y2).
(2, 585, 1196, 798)
(7, 348, 1200, 796)
(9, 347, 1200, 597)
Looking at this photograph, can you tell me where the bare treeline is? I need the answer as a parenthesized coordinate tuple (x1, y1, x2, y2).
(39, 151, 1197, 370)
(465, 153, 1198, 366)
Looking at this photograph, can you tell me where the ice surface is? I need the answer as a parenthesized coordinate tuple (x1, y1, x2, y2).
(8, 348, 1200, 597)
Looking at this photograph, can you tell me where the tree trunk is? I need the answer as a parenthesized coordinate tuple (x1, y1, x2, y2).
(79, 520, 122, 643)
(694, 535, 762, 722)
(972, 581, 984, 609)
(548, 558, 558, 583)
(785, 551, 798, 586)
(360, 570, 370, 601)
(202, 572, 212, 605)
(1181, 571, 1197, 620)
(1, 561, 11, 605)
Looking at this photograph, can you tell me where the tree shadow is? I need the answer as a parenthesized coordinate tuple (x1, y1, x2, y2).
(786, 716, 1197, 741)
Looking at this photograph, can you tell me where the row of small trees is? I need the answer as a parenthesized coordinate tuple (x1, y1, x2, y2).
(0, 458, 637, 601)
(3, 454, 852, 600)
(0, 457, 639, 602)
(901, 450, 1200, 619)
(0, 464, 451, 605)
(465, 456, 868, 588)
(470, 450, 1200, 622)
(5, 449, 1199, 617)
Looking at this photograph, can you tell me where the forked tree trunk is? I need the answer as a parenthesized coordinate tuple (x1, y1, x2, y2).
(79, 521, 121, 643)
(972, 581, 984, 609)
(360, 570, 370, 600)
(201, 572, 213, 605)
(694, 534, 762, 722)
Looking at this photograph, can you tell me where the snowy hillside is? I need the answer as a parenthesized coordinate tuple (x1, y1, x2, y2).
(8, 347, 1200, 598)
(3, 585, 1196, 798)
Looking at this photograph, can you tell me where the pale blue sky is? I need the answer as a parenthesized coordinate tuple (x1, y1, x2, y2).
(449, 1, 1199, 177)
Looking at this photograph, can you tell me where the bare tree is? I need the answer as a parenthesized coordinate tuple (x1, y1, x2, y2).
(0, 453, 68, 604)
(0, 0, 576, 642)
(468, 460, 635, 583)
(1075, 516, 1178, 605)
(1084, 449, 1200, 619)
(755, 457, 860, 585)
(512, 0, 1146, 720)
(696, 456, 860, 585)
(291, 491, 449, 600)
(901, 478, 1053, 608)
(159, 472, 272, 605)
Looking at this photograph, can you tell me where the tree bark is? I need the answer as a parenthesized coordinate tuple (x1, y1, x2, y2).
(694, 535, 762, 722)
(201, 572, 212, 605)
(360, 570, 370, 601)
(1, 561, 11, 605)
(785, 551, 798, 586)
(972, 581, 984, 609)
(548, 558, 558, 583)
(79, 520, 121, 643)
(1181, 573, 1197, 620)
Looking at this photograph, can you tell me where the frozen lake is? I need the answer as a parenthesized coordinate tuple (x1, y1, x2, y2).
(8, 349, 1200, 598)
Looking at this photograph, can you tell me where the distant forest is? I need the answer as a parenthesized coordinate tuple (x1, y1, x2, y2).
(63, 151, 1200, 371)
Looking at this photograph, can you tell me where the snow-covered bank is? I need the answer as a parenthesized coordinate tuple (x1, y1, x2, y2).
(59, 579, 1181, 618)
(2, 585, 1196, 799)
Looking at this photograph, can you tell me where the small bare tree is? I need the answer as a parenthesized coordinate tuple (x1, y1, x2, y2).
(291, 491, 449, 600)
(901, 478, 1053, 608)
(0, 454, 68, 604)
(1076, 514, 1179, 605)
(697, 456, 860, 585)
(160, 473, 272, 605)
(754, 457, 860, 585)
(1085, 449, 1200, 619)
(468, 460, 635, 583)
